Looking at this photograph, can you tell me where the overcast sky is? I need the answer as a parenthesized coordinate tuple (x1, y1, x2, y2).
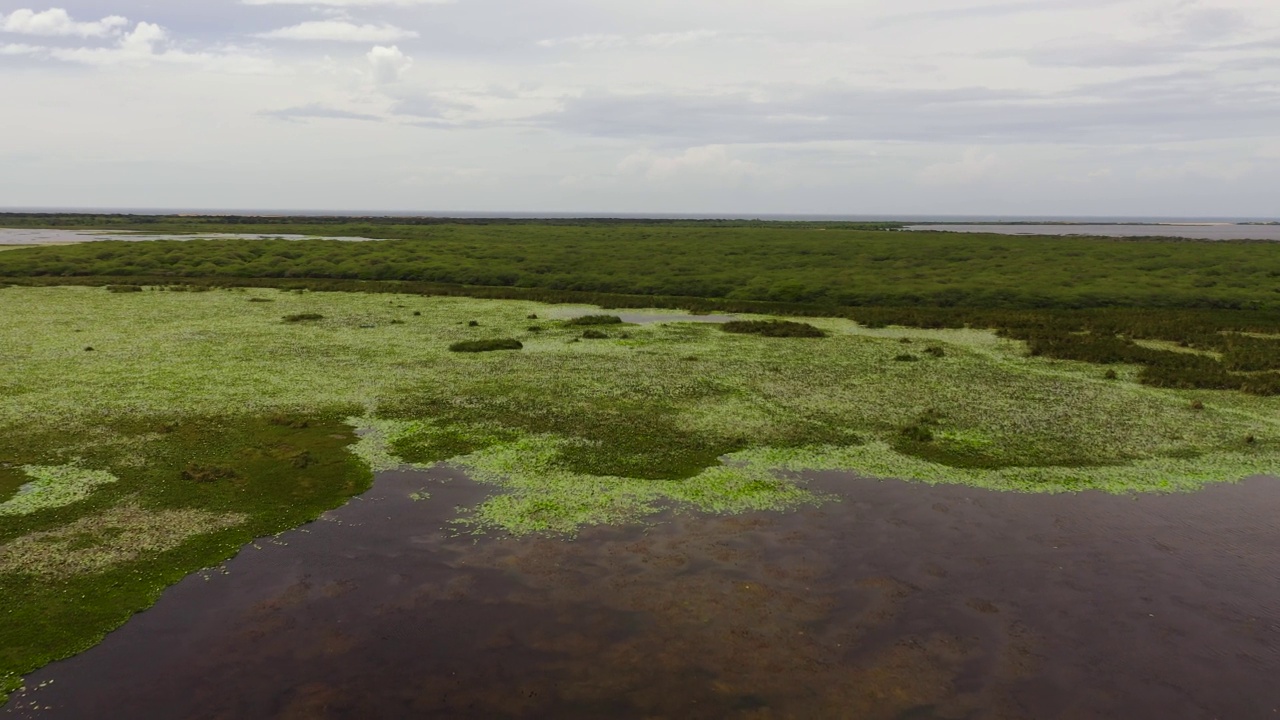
(1, 0, 1277, 216)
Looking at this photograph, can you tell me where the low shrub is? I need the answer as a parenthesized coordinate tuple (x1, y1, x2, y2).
(722, 320, 826, 338)
(449, 338, 524, 353)
(565, 315, 623, 326)
(901, 424, 934, 442)
(181, 464, 238, 483)
(283, 313, 325, 323)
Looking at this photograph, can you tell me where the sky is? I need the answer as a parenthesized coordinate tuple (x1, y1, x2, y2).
(1, 0, 1278, 216)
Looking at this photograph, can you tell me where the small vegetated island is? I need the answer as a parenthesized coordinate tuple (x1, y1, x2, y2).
(0, 214, 1277, 700)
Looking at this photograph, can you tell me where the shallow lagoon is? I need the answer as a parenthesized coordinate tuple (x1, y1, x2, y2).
(6, 468, 1278, 719)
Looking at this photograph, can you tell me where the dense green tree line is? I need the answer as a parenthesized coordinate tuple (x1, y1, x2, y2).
(2, 219, 1278, 394)
(2, 223, 1278, 310)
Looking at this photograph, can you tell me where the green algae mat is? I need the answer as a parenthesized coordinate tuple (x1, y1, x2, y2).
(0, 285, 1277, 699)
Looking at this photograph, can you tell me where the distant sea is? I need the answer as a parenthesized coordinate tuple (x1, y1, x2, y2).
(2, 208, 1277, 224)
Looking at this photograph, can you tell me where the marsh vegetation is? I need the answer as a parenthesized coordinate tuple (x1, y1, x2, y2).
(0, 216, 1278, 704)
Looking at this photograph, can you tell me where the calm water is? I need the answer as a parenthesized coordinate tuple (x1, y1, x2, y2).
(6, 470, 1279, 719)
(908, 224, 1280, 241)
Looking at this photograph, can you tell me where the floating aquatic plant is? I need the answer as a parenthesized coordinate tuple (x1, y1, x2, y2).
(0, 465, 118, 517)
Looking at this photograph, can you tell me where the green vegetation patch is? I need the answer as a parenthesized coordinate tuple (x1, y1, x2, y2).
(3, 221, 1279, 311)
(723, 320, 828, 338)
(0, 409, 370, 701)
(0, 465, 118, 517)
(0, 504, 246, 577)
(564, 314, 624, 326)
(448, 338, 524, 353)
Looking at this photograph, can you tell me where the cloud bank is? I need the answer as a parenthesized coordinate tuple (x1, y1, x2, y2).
(1, 0, 1278, 216)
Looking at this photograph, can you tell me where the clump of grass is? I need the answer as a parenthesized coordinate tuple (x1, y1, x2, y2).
(527, 313, 539, 320)
(84, 347, 94, 352)
(467, 320, 480, 327)
(1104, 369, 1119, 380)
(565, 315, 623, 326)
(283, 313, 325, 323)
(527, 326, 544, 332)
(413, 311, 421, 316)
(180, 464, 238, 483)
(924, 345, 946, 357)
(894, 353, 919, 362)
(247, 298, 274, 303)
(268, 414, 310, 429)
(448, 338, 524, 353)
(1190, 400, 1205, 411)
(900, 424, 934, 442)
(581, 329, 609, 340)
(722, 320, 826, 338)
(105, 285, 143, 294)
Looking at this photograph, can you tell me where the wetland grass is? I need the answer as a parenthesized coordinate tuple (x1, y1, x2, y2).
(0, 286, 1277, 702)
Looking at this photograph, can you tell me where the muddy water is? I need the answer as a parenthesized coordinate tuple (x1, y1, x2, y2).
(7, 470, 1280, 719)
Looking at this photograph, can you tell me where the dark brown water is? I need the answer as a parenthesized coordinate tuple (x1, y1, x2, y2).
(6, 470, 1279, 719)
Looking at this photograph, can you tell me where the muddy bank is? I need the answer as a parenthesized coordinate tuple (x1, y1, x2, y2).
(6, 470, 1279, 719)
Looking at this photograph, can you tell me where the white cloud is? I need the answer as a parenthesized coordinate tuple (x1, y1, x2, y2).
(367, 45, 412, 84)
(37, 21, 274, 73)
(4, 0, 1280, 215)
(262, 103, 384, 122)
(538, 30, 721, 50)
(1, 8, 128, 38)
(619, 145, 759, 181)
(257, 21, 418, 43)
(918, 148, 1000, 185)
(1, 43, 42, 55)
(47, 22, 167, 65)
